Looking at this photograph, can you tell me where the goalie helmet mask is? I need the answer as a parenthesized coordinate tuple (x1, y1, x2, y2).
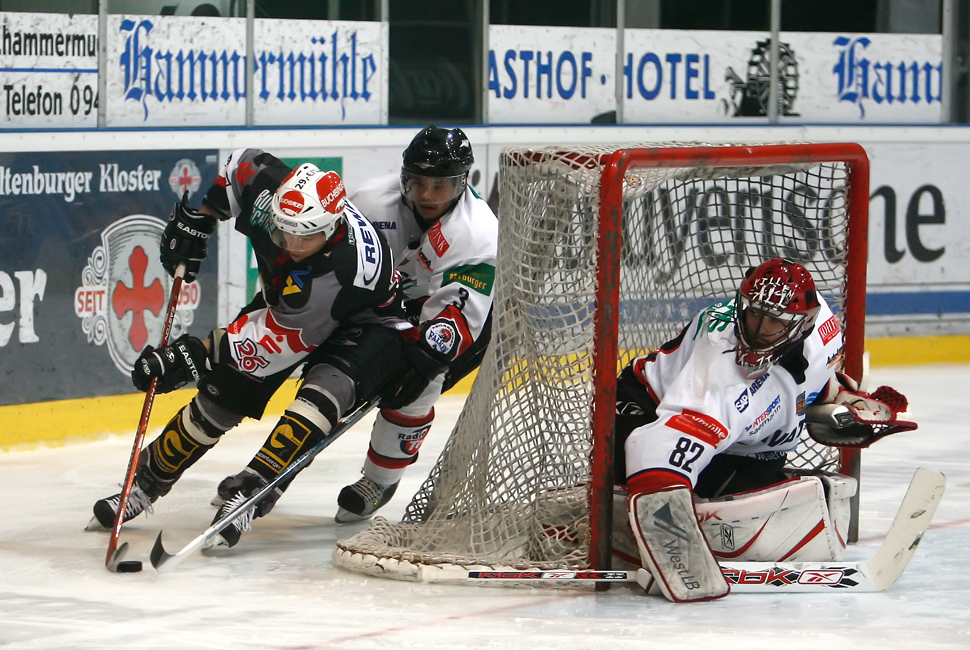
(734, 258, 821, 378)
(400, 126, 474, 219)
(271, 163, 347, 243)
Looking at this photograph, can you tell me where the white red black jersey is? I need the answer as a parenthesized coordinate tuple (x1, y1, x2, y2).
(623, 296, 844, 487)
(201, 148, 403, 378)
(348, 173, 497, 358)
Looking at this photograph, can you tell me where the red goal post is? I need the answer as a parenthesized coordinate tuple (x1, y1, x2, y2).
(334, 142, 869, 582)
(590, 143, 870, 572)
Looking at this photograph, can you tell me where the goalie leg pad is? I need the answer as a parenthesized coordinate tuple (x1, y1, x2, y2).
(815, 470, 857, 551)
(612, 471, 858, 566)
(696, 473, 856, 562)
(628, 486, 729, 602)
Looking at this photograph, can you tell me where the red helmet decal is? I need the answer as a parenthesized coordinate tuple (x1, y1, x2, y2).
(278, 190, 306, 217)
(316, 171, 347, 214)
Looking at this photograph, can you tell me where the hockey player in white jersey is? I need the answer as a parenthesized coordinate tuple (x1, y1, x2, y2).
(89, 150, 412, 548)
(217, 126, 498, 523)
(614, 259, 916, 602)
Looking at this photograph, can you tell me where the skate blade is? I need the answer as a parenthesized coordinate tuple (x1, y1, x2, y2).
(85, 515, 109, 532)
(200, 534, 231, 553)
(334, 508, 372, 525)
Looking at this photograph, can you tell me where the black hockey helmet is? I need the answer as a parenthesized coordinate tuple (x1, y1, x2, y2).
(402, 126, 474, 178)
(400, 126, 474, 221)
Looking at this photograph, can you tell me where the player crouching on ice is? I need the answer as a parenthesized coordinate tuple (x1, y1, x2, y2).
(613, 258, 917, 602)
(213, 126, 498, 525)
(89, 152, 414, 548)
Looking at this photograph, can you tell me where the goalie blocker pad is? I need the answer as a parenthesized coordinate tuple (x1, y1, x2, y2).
(628, 486, 729, 602)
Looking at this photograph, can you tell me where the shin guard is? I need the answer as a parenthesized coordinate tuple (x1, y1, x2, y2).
(362, 408, 433, 486)
(243, 401, 333, 516)
(144, 403, 221, 484)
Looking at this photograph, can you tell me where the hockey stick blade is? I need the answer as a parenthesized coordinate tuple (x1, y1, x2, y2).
(105, 541, 130, 572)
(151, 399, 377, 572)
(853, 466, 945, 591)
(432, 467, 945, 594)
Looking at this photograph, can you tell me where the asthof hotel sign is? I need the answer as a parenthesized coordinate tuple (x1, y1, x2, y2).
(487, 25, 942, 124)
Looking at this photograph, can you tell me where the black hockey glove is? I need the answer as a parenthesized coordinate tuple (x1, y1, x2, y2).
(131, 334, 210, 394)
(380, 319, 461, 410)
(160, 192, 216, 283)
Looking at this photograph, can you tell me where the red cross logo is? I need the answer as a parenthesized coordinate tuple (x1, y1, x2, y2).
(177, 166, 196, 194)
(112, 246, 165, 351)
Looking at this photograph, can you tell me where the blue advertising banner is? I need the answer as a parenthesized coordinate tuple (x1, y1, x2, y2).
(0, 149, 219, 405)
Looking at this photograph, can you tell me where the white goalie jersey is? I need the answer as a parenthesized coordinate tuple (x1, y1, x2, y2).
(625, 295, 845, 486)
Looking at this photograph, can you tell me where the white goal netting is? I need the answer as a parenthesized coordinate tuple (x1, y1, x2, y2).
(335, 142, 867, 582)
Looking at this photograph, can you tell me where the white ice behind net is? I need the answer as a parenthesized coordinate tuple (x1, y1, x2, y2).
(335, 143, 854, 581)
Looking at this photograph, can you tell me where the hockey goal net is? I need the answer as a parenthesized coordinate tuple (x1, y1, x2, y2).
(335, 142, 869, 581)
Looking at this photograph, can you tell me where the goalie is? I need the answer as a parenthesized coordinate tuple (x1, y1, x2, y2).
(614, 258, 917, 602)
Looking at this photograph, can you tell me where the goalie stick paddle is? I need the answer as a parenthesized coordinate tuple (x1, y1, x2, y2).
(105, 263, 186, 573)
(150, 398, 378, 572)
(450, 467, 945, 594)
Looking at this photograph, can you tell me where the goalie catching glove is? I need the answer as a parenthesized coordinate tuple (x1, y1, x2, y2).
(131, 334, 210, 394)
(380, 318, 461, 410)
(160, 192, 217, 283)
(805, 371, 917, 448)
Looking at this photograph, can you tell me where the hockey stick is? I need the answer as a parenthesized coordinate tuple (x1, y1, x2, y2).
(105, 263, 186, 572)
(150, 397, 378, 572)
(428, 467, 945, 594)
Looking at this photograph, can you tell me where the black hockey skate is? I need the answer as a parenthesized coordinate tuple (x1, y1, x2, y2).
(334, 476, 399, 524)
(88, 485, 157, 531)
(87, 465, 172, 531)
(211, 474, 237, 507)
(205, 473, 280, 549)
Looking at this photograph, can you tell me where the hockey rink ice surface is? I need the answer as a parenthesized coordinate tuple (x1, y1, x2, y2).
(1, 364, 968, 649)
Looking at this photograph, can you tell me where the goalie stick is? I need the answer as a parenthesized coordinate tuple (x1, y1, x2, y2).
(105, 263, 186, 573)
(432, 467, 944, 594)
(150, 398, 377, 572)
